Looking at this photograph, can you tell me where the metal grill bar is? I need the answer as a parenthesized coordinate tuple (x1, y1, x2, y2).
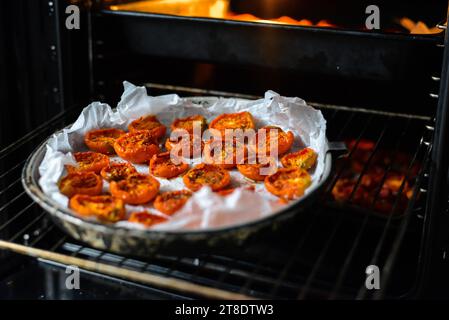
(329, 119, 413, 298)
(357, 133, 429, 299)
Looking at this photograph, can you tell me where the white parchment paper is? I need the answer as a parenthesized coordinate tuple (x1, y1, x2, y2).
(38, 81, 328, 230)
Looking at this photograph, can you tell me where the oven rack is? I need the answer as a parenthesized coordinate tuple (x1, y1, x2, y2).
(0, 100, 434, 299)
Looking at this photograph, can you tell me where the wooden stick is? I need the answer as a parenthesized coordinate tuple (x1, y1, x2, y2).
(0, 240, 255, 300)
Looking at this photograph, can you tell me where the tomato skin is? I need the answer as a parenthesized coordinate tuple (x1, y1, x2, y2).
(66, 151, 110, 174)
(114, 130, 160, 164)
(203, 139, 247, 169)
(128, 115, 166, 140)
(281, 147, 317, 170)
(149, 152, 189, 179)
(237, 158, 277, 181)
(59, 172, 103, 198)
(84, 128, 125, 155)
(100, 162, 137, 182)
(110, 173, 160, 204)
(69, 195, 125, 222)
(183, 163, 231, 192)
(171, 115, 207, 134)
(154, 190, 192, 215)
(254, 126, 294, 157)
(209, 111, 255, 134)
(128, 211, 167, 227)
(264, 167, 312, 200)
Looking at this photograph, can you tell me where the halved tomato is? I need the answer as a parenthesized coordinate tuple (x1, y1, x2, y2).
(153, 190, 192, 215)
(183, 163, 231, 191)
(69, 194, 125, 222)
(237, 157, 277, 181)
(114, 130, 160, 164)
(203, 138, 247, 169)
(128, 211, 168, 227)
(209, 111, 255, 135)
(254, 126, 294, 157)
(128, 115, 166, 140)
(66, 151, 110, 174)
(149, 151, 189, 179)
(110, 173, 160, 204)
(165, 133, 204, 159)
(281, 147, 317, 170)
(59, 172, 102, 198)
(100, 162, 137, 182)
(264, 167, 312, 200)
(84, 128, 125, 155)
(171, 114, 207, 134)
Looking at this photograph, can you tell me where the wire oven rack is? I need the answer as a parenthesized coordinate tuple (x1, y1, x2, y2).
(0, 98, 434, 299)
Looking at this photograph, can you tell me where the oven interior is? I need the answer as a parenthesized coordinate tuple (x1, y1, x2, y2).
(0, 0, 448, 299)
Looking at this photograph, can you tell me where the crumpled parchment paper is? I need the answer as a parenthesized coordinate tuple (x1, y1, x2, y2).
(38, 81, 328, 230)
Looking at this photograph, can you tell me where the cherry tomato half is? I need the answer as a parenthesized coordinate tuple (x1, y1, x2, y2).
(114, 130, 160, 164)
(66, 151, 110, 174)
(203, 138, 247, 169)
(171, 114, 207, 134)
(84, 128, 125, 155)
(281, 147, 317, 170)
(183, 163, 231, 192)
(209, 111, 255, 135)
(153, 190, 192, 215)
(128, 115, 166, 140)
(149, 151, 189, 179)
(100, 162, 137, 182)
(128, 211, 168, 227)
(165, 133, 204, 159)
(237, 157, 277, 181)
(59, 172, 103, 198)
(254, 126, 294, 157)
(110, 173, 160, 204)
(69, 194, 125, 222)
(264, 167, 312, 200)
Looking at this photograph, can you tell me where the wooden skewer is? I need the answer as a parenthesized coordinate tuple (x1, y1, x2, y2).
(0, 240, 255, 300)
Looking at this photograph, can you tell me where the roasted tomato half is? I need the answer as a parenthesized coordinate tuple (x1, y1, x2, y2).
(66, 151, 110, 174)
(237, 157, 277, 181)
(100, 162, 137, 182)
(128, 115, 166, 140)
(203, 139, 247, 169)
(281, 147, 317, 170)
(254, 126, 294, 157)
(128, 211, 168, 227)
(59, 172, 103, 198)
(209, 111, 255, 135)
(149, 151, 189, 179)
(264, 167, 312, 200)
(84, 128, 125, 155)
(171, 114, 207, 134)
(110, 173, 160, 204)
(183, 163, 231, 191)
(153, 190, 192, 215)
(114, 130, 160, 164)
(69, 195, 125, 222)
(165, 133, 204, 159)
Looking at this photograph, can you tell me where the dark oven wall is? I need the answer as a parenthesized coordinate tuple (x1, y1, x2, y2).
(0, 0, 90, 150)
(85, 0, 444, 116)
